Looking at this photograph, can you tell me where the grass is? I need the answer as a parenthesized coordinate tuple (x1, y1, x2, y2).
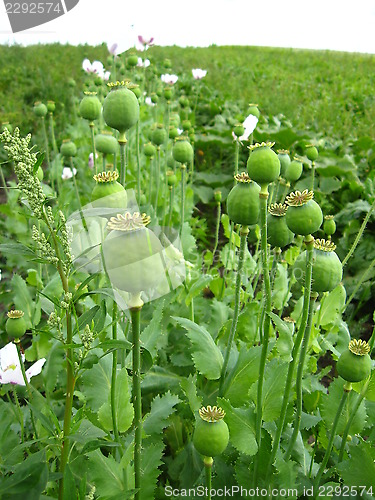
(0, 43, 374, 139)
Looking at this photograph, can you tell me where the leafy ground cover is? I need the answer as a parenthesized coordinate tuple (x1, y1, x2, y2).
(0, 42, 374, 499)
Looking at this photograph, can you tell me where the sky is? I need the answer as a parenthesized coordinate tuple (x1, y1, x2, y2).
(1, 0, 375, 54)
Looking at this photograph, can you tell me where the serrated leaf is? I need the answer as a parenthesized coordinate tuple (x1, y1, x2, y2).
(86, 450, 128, 499)
(180, 374, 202, 414)
(223, 346, 261, 406)
(274, 451, 298, 494)
(236, 302, 259, 343)
(0, 449, 48, 496)
(143, 391, 180, 435)
(249, 359, 288, 422)
(98, 368, 134, 433)
(217, 398, 258, 456)
(80, 356, 112, 412)
(140, 441, 164, 500)
(300, 411, 322, 430)
(319, 284, 346, 326)
(352, 370, 375, 401)
(337, 440, 375, 488)
(320, 377, 367, 435)
(173, 316, 223, 380)
(141, 300, 165, 358)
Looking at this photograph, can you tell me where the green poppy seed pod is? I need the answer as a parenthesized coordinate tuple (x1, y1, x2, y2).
(60, 140, 77, 158)
(102, 212, 166, 293)
(6, 310, 27, 340)
(127, 54, 139, 67)
(107, 55, 113, 66)
(337, 339, 372, 383)
(47, 101, 56, 113)
(248, 103, 260, 118)
(227, 172, 261, 225)
(247, 142, 280, 186)
(91, 171, 127, 208)
(277, 149, 291, 177)
(179, 95, 190, 108)
(129, 84, 141, 99)
(267, 204, 294, 248)
(285, 190, 323, 235)
(293, 239, 342, 292)
(164, 87, 173, 100)
(169, 126, 179, 140)
(67, 78, 76, 88)
(285, 157, 303, 182)
(234, 123, 245, 137)
(95, 132, 119, 155)
(323, 215, 336, 236)
(79, 92, 102, 121)
(151, 93, 159, 104)
(182, 119, 192, 131)
(166, 170, 178, 186)
(170, 113, 180, 127)
(214, 190, 222, 203)
(151, 124, 167, 146)
(305, 145, 319, 161)
(103, 82, 140, 139)
(172, 137, 194, 164)
(193, 406, 229, 457)
(163, 58, 172, 69)
(144, 143, 156, 158)
(33, 102, 48, 117)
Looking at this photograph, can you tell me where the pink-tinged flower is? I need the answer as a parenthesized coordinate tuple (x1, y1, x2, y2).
(137, 57, 150, 68)
(161, 74, 178, 85)
(145, 97, 156, 107)
(0, 342, 46, 386)
(107, 41, 132, 56)
(192, 68, 207, 80)
(62, 167, 77, 180)
(137, 35, 154, 50)
(82, 59, 105, 78)
(102, 71, 111, 81)
(107, 42, 118, 55)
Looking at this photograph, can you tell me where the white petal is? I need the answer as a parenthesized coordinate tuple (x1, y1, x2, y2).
(107, 43, 118, 55)
(242, 115, 258, 139)
(91, 61, 104, 75)
(1, 365, 25, 385)
(0, 342, 20, 372)
(82, 58, 92, 72)
(26, 358, 46, 381)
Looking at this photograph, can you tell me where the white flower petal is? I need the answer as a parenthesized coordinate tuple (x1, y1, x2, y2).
(26, 358, 46, 381)
(0, 342, 20, 372)
(242, 115, 258, 139)
(82, 58, 92, 72)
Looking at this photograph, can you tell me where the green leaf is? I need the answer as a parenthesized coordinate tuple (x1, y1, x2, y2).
(217, 398, 258, 456)
(80, 356, 112, 412)
(185, 275, 213, 306)
(0, 450, 48, 496)
(249, 359, 288, 422)
(141, 366, 182, 395)
(180, 374, 202, 414)
(0, 401, 24, 466)
(63, 464, 77, 500)
(274, 451, 298, 494)
(86, 449, 129, 499)
(98, 339, 132, 351)
(353, 371, 375, 401)
(319, 284, 346, 326)
(272, 263, 289, 310)
(173, 316, 223, 380)
(143, 391, 180, 435)
(223, 346, 261, 406)
(98, 368, 134, 433)
(236, 302, 259, 343)
(320, 377, 367, 435)
(337, 439, 375, 488)
(140, 441, 165, 500)
(141, 299, 165, 358)
(77, 305, 100, 331)
(221, 213, 241, 247)
(10, 273, 35, 328)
